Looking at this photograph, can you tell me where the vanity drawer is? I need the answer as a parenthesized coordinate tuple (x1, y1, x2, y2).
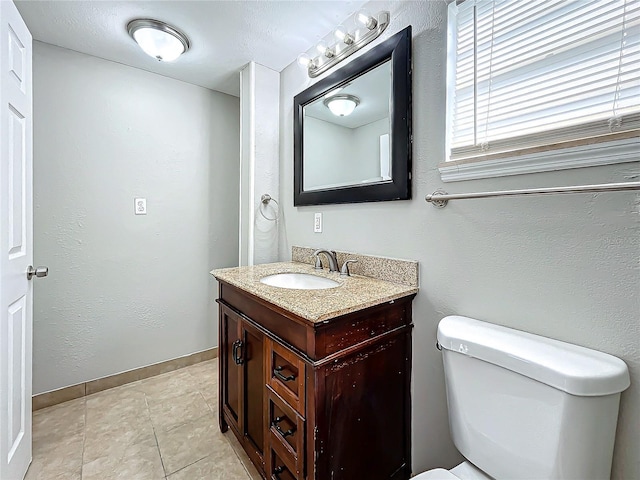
(267, 387, 304, 477)
(268, 447, 299, 480)
(266, 339, 306, 415)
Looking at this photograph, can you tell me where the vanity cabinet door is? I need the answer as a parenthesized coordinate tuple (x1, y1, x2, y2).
(220, 305, 242, 434)
(220, 305, 266, 474)
(241, 320, 266, 470)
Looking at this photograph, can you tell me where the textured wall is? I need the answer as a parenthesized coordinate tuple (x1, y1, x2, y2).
(239, 62, 280, 266)
(32, 42, 239, 394)
(278, 1, 640, 478)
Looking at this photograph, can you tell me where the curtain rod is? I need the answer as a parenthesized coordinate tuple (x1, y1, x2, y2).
(425, 181, 640, 208)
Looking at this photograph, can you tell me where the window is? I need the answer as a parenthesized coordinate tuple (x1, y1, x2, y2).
(442, 0, 639, 182)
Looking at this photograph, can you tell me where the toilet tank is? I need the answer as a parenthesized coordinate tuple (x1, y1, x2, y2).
(437, 316, 630, 480)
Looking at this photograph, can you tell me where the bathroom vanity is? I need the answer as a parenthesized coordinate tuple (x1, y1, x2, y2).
(212, 259, 417, 480)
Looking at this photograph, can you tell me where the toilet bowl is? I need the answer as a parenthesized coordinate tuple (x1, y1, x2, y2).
(414, 461, 489, 479)
(412, 315, 630, 480)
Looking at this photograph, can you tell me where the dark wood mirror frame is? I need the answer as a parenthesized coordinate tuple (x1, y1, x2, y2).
(294, 26, 412, 206)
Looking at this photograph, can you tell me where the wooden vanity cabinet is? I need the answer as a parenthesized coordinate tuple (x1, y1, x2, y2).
(219, 305, 266, 470)
(218, 281, 415, 480)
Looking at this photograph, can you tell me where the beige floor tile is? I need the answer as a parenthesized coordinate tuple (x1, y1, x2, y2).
(166, 450, 251, 480)
(148, 389, 211, 432)
(187, 359, 218, 391)
(85, 383, 150, 425)
(29, 362, 255, 480)
(197, 378, 217, 397)
(25, 432, 84, 480)
(32, 398, 85, 453)
(201, 387, 219, 414)
(135, 369, 200, 403)
(25, 465, 82, 480)
(185, 359, 218, 379)
(226, 432, 263, 480)
(155, 412, 229, 475)
(83, 414, 156, 464)
(82, 434, 164, 480)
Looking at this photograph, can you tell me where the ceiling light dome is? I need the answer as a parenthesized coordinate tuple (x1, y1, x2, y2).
(127, 19, 190, 62)
(323, 94, 360, 117)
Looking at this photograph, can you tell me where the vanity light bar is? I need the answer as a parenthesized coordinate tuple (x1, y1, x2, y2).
(303, 11, 390, 78)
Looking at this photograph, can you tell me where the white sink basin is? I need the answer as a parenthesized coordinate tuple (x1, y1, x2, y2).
(260, 272, 340, 290)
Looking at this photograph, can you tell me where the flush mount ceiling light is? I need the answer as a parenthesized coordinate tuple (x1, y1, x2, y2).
(127, 19, 190, 62)
(323, 94, 360, 117)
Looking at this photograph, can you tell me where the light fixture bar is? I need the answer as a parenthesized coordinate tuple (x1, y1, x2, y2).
(307, 11, 390, 78)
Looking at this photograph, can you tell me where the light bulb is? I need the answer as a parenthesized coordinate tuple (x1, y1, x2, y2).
(316, 41, 334, 58)
(133, 28, 185, 61)
(316, 41, 327, 55)
(297, 53, 312, 67)
(334, 25, 354, 45)
(356, 9, 377, 30)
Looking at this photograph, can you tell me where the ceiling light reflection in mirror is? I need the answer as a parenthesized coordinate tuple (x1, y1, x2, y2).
(324, 94, 360, 116)
(302, 60, 392, 192)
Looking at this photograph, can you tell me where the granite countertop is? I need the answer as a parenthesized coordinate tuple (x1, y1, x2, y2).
(211, 261, 418, 323)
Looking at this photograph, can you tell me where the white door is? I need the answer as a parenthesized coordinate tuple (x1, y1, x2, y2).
(0, 2, 33, 479)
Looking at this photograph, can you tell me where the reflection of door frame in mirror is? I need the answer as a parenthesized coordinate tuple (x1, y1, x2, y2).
(380, 133, 391, 180)
(294, 26, 412, 206)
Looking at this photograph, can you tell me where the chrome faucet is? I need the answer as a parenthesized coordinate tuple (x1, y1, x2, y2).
(313, 249, 339, 272)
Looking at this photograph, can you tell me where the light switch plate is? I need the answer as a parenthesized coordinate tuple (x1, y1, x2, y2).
(314, 212, 322, 233)
(135, 198, 147, 215)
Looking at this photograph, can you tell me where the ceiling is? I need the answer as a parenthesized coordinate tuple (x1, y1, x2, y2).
(15, 0, 368, 97)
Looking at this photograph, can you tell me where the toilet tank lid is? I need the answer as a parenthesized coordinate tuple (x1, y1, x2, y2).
(437, 316, 630, 396)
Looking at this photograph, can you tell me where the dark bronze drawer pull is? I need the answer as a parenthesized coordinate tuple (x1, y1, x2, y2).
(274, 465, 285, 479)
(276, 424, 295, 438)
(274, 365, 296, 382)
(232, 340, 244, 365)
(271, 417, 296, 438)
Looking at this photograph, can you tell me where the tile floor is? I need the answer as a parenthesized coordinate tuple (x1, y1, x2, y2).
(26, 359, 262, 480)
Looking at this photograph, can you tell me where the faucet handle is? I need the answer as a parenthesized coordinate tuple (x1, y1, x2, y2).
(340, 259, 358, 277)
(312, 252, 323, 270)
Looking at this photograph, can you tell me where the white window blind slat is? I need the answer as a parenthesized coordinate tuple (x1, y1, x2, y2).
(447, 0, 640, 162)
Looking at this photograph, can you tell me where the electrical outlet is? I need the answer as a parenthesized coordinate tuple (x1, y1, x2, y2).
(134, 198, 147, 215)
(314, 212, 322, 233)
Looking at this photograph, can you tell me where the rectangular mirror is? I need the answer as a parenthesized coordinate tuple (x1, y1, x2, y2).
(303, 60, 392, 191)
(294, 26, 412, 206)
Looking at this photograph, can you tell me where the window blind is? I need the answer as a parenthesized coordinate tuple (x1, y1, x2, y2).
(447, 0, 640, 163)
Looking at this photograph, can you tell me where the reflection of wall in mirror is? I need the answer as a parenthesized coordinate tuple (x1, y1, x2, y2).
(303, 117, 353, 190)
(303, 116, 390, 191)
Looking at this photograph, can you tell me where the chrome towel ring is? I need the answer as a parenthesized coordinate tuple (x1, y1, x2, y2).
(259, 194, 279, 221)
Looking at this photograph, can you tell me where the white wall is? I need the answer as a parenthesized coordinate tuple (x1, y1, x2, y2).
(352, 117, 389, 180)
(304, 117, 389, 189)
(239, 62, 280, 266)
(32, 42, 240, 394)
(279, 1, 639, 478)
(303, 117, 353, 189)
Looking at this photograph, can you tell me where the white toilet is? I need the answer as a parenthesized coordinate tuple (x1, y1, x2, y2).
(415, 315, 630, 480)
